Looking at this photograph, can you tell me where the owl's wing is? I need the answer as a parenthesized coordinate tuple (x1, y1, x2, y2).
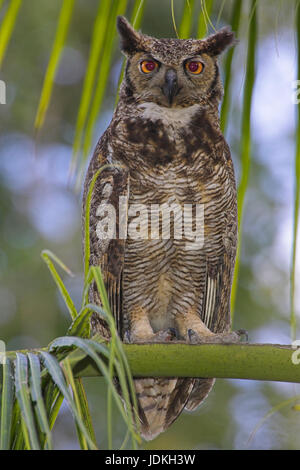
(82, 148, 129, 339)
(202, 250, 234, 333)
(202, 142, 237, 333)
(185, 142, 237, 412)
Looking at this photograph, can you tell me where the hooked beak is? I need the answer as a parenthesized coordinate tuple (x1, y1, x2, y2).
(162, 69, 179, 105)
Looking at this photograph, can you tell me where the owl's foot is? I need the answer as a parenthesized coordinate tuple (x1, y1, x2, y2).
(124, 327, 178, 344)
(187, 328, 248, 344)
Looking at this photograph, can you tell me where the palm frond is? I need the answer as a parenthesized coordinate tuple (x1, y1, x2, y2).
(220, 0, 242, 134)
(27, 353, 52, 450)
(0, 358, 14, 450)
(179, 0, 195, 39)
(34, 0, 75, 130)
(41, 250, 77, 321)
(290, 0, 300, 341)
(131, 0, 146, 28)
(171, 0, 180, 38)
(231, 0, 258, 317)
(197, 0, 214, 38)
(41, 350, 97, 450)
(78, 1, 129, 185)
(0, 0, 22, 68)
(15, 353, 40, 450)
(69, 0, 113, 178)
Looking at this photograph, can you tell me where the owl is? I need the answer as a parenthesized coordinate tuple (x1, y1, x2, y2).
(82, 16, 241, 441)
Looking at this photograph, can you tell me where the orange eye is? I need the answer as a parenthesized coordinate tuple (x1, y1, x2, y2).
(140, 60, 158, 74)
(185, 60, 204, 74)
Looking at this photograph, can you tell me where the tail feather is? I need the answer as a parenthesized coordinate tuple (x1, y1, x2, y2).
(184, 378, 215, 412)
(135, 377, 195, 441)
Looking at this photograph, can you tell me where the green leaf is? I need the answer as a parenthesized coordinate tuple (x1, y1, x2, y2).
(40, 351, 97, 450)
(89, 267, 140, 445)
(220, 0, 242, 134)
(197, 0, 214, 38)
(10, 400, 24, 450)
(179, 0, 195, 39)
(61, 359, 96, 450)
(0, 358, 14, 450)
(34, 0, 75, 129)
(78, 0, 129, 181)
(49, 334, 109, 360)
(0, 0, 22, 68)
(70, 0, 113, 177)
(41, 250, 77, 321)
(47, 386, 64, 432)
(28, 353, 52, 450)
(171, 0, 179, 38)
(49, 335, 140, 447)
(79, 338, 140, 447)
(73, 378, 97, 448)
(67, 304, 97, 338)
(90, 266, 110, 315)
(15, 353, 40, 450)
(131, 0, 146, 28)
(231, 0, 257, 318)
(290, 1, 300, 341)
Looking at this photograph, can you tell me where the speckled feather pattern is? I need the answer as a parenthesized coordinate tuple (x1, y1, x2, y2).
(82, 17, 237, 441)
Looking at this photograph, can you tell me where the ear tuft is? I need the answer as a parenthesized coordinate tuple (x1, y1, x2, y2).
(117, 16, 142, 55)
(202, 27, 237, 56)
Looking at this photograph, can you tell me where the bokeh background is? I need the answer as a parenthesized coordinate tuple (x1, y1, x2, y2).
(1, 0, 300, 449)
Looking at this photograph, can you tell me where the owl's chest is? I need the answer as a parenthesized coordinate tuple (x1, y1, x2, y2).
(125, 158, 234, 253)
(128, 163, 200, 208)
(118, 109, 219, 169)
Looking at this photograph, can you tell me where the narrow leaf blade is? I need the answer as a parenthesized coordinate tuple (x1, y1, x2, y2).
(15, 353, 40, 450)
(34, 0, 75, 129)
(0, 358, 14, 450)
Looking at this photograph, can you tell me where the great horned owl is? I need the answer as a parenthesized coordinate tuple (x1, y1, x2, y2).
(83, 16, 240, 441)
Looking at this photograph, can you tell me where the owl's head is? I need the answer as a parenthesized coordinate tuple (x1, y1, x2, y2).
(117, 16, 236, 109)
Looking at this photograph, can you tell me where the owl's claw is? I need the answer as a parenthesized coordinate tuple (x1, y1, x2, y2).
(123, 330, 131, 344)
(123, 327, 178, 344)
(235, 329, 248, 342)
(187, 329, 248, 344)
(152, 328, 178, 342)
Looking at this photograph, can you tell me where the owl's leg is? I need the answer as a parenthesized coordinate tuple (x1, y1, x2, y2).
(175, 306, 215, 340)
(126, 305, 176, 343)
(175, 306, 246, 343)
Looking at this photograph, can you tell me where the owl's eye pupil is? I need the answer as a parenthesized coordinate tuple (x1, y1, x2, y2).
(186, 60, 204, 74)
(140, 60, 158, 74)
(189, 62, 199, 72)
(145, 61, 155, 71)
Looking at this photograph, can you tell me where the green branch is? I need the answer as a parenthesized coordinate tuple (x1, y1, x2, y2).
(5, 342, 300, 383)
(6, 342, 296, 384)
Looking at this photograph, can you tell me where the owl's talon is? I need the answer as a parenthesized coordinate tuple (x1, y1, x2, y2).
(187, 329, 246, 344)
(169, 327, 178, 339)
(151, 328, 177, 342)
(123, 330, 131, 343)
(236, 329, 248, 342)
(187, 329, 214, 344)
(188, 329, 202, 344)
(124, 327, 178, 343)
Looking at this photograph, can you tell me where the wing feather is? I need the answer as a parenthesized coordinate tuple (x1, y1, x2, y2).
(82, 143, 129, 339)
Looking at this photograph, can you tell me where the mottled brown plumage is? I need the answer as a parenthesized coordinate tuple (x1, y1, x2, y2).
(82, 16, 239, 441)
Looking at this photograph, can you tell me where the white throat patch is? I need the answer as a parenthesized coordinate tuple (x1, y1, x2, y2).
(138, 102, 200, 127)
